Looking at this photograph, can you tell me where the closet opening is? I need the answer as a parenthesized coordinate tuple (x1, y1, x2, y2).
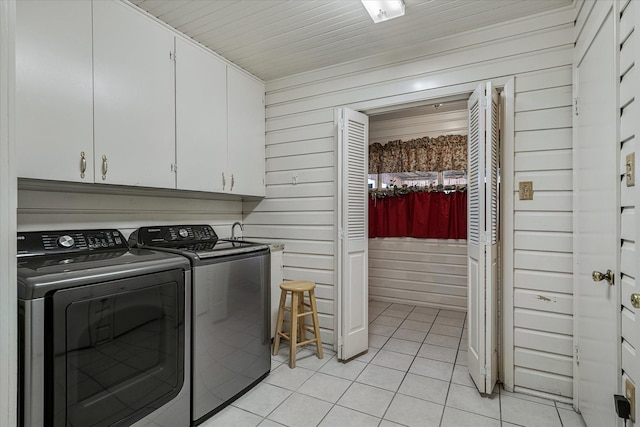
(338, 81, 508, 393)
(367, 98, 474, 312)
(364, 84, 504, 394)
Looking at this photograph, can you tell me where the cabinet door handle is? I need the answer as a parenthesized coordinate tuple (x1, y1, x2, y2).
(102, 155, 108, 180)
(80, 151, 86, 179)
(222, 172, 226, 190)
(592, 269, 614, 286)
(231, 174, 235, 191)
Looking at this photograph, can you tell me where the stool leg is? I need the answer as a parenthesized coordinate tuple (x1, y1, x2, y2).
(309, 289, 323, 359)
(297, 295, 305, 343)
(289, 291, 299, 368)
(272, 289, 287, 356)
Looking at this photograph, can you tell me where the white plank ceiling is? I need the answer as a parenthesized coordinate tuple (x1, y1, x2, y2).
(130, 0, 572, 82)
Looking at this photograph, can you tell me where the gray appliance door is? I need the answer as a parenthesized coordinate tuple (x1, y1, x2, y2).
(51, 269, 187, 427)
(192, 251, 270, 422)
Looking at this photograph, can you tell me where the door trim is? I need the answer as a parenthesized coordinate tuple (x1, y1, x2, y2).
(0, 1, 17, 425)
(501, 78, 516, 391)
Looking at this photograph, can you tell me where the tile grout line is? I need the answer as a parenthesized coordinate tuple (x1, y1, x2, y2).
(555, 401, 565, 427)
(378, 304, 424, 426)
(438, 311, 462, 427)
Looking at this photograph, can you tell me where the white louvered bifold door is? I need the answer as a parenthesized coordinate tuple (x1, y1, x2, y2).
(337, 107, 369, 361)
(467, 82, 499, 394)
(485, 82, 499, 393)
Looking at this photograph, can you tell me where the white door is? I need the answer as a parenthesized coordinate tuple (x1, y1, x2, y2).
(227, 66, 266, 197)
(93, 1, 175, 189)
(574, 6, 618, 426)
(467, 82, 499, 394)
(337, 107, 369, 361)
(175, 38, 227, 193)
(15, 0, 93, 183)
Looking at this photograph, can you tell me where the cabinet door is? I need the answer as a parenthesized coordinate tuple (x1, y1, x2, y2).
(93, 1, 175, 189)
(227, 67, 266, 197)
(16, 1, 93, 182)
(175, 38, 227, 192)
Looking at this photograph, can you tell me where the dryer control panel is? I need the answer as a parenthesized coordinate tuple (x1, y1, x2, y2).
(17, 229, 128, 257)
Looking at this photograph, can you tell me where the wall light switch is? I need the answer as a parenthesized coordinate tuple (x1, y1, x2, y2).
(519, 181, 533, 200)
(626, 379, 636, 422)
(627, 153, 635, 187)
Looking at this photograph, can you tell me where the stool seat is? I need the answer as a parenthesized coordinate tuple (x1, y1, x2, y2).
(280, 280, 315, 292)
(272, 280, 323, 368)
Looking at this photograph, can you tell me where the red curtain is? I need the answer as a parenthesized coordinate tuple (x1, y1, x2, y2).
(369, 192, 467, 239)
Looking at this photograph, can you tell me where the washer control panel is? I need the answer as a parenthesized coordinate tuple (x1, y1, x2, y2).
(129, 225, 218, 247)
(17, 229, 128, 257)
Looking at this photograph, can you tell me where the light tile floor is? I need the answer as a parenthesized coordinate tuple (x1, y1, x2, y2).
(201, 301, 587, 427)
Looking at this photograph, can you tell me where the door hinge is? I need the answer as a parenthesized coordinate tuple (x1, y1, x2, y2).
(481, 232, 491, 245)
(338, 118, 345, 130)
(573, 97, 579, 116)
(170, 50, 175, 62)
(171, 163, 177, 173)
(575, 345, 580, 366)
(338, 229, 345, 240)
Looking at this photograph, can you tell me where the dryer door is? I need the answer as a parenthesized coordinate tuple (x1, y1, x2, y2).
(48, 269, 185, 427)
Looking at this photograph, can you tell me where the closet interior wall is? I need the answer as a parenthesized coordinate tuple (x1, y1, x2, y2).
(368, 105, 468, 310)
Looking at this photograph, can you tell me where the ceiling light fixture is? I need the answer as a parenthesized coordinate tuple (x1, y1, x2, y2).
(361, 0, 405, 23)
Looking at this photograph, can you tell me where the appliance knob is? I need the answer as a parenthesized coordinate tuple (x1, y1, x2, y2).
(179, 228, 189, 238)
(57, 235, 75, 248)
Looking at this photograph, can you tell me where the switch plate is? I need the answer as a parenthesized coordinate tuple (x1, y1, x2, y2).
(627, 379, 636, 422)
(519, 181, 533, 200)
(627, 153, 635, 187)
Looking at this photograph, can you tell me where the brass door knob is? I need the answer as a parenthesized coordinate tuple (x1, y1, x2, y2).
(631, 294, 640, 309)
(592, 269, 614, 286)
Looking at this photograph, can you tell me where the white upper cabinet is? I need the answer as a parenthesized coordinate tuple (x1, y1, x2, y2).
(93, 1, 175, 188)
(16, 1, 94, 183)
(175, 38, 227, 193)
(227, 66, 266, 197)
(15, 1, 265, 196)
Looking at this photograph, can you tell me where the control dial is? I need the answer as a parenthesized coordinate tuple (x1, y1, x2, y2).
(178, 228, 189, 238)
(57, 235, 75, 248)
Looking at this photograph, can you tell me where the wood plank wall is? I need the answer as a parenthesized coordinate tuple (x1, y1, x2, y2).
(256, 5, 575, 399)
(369, 238, 467, 310)
(617, 0, 639, 421)
(0, 1, 17, 424)
(369, 109, 468, 142)
(510, 48, 574, 399)
(17, 184, 243, 239)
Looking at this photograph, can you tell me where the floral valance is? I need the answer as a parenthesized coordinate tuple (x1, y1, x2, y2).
(369, 134, 467, 174)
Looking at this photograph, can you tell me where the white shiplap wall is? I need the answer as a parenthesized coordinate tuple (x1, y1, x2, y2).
(17, 183, 244, 240)
(511, 65, 574, 400)
(0, 1, 17, 425)
(510, 63, 574, 399)
(255, 5, 575, 399)
(369, 108, 468, 143)
(369, 238, 467, 310)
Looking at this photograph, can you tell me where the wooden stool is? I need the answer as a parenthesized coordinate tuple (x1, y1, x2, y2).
(272, 280, 323, 368)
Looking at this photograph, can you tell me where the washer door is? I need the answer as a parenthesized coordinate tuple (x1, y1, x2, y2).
(48, 269, 185, 427)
